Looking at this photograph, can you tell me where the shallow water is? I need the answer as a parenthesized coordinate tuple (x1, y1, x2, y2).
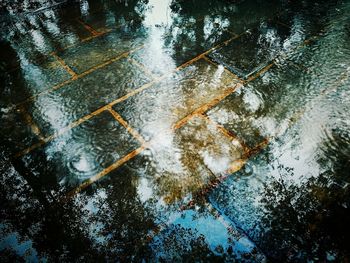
(1, 0, 349, 261)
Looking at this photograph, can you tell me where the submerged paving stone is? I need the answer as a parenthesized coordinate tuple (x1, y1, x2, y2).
(145, 115, 244, 202)
(114, 59, 240, 140)
(130, 18, 233, 77)
(0, 10, 93, 65)
(69, 128, 258, 260)
(0, 109, 41, 155)
(17, 111, 140, 194)
(222, 0, 282, 35)
(275, 0, 338, 39)
(26, 57, 151, 136)
(0, 54, 71, 107)
(206, 62, 311, 148)
(78, 114, 244, 205)
(56, 28, 147, 74)
(208, 21, 296, 79)
(71, 167, 264, 261)
(208, 151, 273, 257)
(79, 3, 144, 33)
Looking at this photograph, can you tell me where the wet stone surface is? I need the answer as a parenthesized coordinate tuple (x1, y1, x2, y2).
(114, 59, 240, 141)
(208, 21, 295, 79)
(206, 61, 310, 148)
(0, 54, 71, 107)
(1, 0, 350, 262)
(69, 155, 265, 261)
(0, 109, 41, 155)
(26, 57, 151, 136)
(130, 19, 233, 77)
(56, 28, 148, 74)
(17, 111, 140, 194)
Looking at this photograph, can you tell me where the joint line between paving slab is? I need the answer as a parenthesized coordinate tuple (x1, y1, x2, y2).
(183, 137, 270, 209)
(199, 113, 251, 153)
(107, 107, 146, 145)
(244, 62, 275, 84)
(202, 55, 244, 83)
(18, 106, 45, 142)
(63, 145, 146, 200)
(127, 57, 157, 80)
(14, 35, 241, 157)
(173, 83, 243, 130)
(51, 52, 78, 78)
(14, 45, 144, 108)
(76, 18, 101, 36)
(63, 83, 244, 199)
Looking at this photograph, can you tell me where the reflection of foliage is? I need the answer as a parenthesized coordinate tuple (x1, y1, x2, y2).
(260, 130, 350, 262)
(0, 151, 102, 261)
(151, 224, 230, 262)
(0, 150, 156, 261)
(86, 171, 156, 261)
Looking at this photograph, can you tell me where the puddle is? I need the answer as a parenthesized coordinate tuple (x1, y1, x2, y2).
(1, 0, 349, 261)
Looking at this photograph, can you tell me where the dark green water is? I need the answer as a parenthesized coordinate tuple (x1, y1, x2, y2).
(1, 0, 349, 261)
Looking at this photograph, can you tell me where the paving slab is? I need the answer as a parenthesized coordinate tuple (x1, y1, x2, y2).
(150, 206, 265, 262)
(56, 28, 147, 74)
(26, 57, 151, 136)
(0, 55, 71, 107)
(206, 62, 310, 148)
(208, 21, 295, 79)
(67, 119, 260, 260)
(113, 59, 240, 141)
(0, 109, 41, 155)
(17, 111, 140, 195)
(208, 150, 274, 258)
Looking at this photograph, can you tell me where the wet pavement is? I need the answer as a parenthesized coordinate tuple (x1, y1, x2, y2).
(1, 0, 350, 262)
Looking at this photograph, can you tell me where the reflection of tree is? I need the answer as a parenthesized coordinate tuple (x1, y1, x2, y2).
(0, 150, 102, 261)
(85, 169, 156, 260)
(259, 129, 350, 261)
(151, 225, 227, 262)
(0, 150, 159, 260)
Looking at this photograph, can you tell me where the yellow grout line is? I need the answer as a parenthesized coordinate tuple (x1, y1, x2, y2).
(181, 137, 270, 210)
(18, 106, 45, 142)
(76, 18, 101, 36)
(51, 52, 78, 79)
(199, 113, 251, 154)
(244, 62, 275, 84)
(275, 20, 291, 29)
(127, 57, 157, 80)
(173, 83, 243, 130)
(14, 36, 241, 157)
(225, 29, 239, 37)
(224, 159, 247, 175)
(62, 84, 244, 200)
(107, 107, 146, 145)
(63, 145, 146, 201)
(202, 55, 244, 83)
(14, 46, 144, 108)
(13, 107, 108, 158)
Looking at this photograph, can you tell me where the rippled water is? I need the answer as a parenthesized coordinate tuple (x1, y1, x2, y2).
(1, 0, 349, 261)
